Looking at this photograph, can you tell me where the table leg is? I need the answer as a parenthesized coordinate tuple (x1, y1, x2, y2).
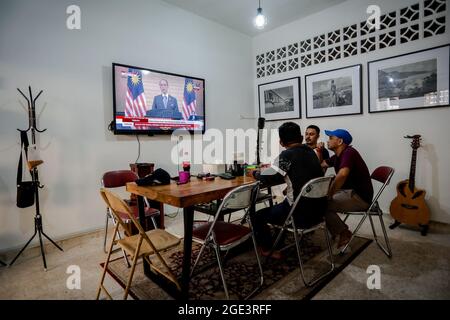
(137, 196, 151, 276)
(181, 206, 194, 300)
(267, 186, 274, 207)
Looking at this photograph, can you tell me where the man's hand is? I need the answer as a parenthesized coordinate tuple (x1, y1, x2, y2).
(317, 142, 325, 150)
(328, 167, 350, 197)
(249, 169, 260, 178)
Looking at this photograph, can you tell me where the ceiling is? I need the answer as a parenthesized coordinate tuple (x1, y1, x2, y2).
(160, 0, 347, 37)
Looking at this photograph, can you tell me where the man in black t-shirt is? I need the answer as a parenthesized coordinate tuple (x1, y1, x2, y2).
(251, 122, 325, 258)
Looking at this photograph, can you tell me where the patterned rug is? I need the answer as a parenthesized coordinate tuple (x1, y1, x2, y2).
(103, 231, 371, 300)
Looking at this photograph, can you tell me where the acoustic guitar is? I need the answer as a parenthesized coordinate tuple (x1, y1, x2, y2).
(389, 135, 430, 236)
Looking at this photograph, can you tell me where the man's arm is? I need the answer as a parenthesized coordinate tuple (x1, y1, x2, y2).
(321, 159, 330, 170)
(152, 96, 158, 110)
(328, 167, 350, 198)
(253, 169, 285, 186)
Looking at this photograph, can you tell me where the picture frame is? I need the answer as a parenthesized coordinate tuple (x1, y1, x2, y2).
(368, 44, 450, 113)
(305, 64, 362, 118)
(258, 77, 301, 121)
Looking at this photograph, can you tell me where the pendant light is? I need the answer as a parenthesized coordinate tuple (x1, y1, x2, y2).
(254, 0, 267, 30)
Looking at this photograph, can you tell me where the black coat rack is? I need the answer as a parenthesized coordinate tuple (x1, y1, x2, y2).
(9, 86, 63, 270)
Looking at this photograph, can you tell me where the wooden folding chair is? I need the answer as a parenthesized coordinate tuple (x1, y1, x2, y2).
(96, 188, 180, 300)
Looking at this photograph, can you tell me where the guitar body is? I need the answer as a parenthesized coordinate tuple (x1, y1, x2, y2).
(389, 135, 430, 235)
(390, 180, 430, 226)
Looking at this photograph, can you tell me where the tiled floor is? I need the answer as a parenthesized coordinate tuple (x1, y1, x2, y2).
(0, 207, 449, 300)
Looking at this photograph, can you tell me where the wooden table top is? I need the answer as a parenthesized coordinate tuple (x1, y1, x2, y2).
(126, 176, 257, 208)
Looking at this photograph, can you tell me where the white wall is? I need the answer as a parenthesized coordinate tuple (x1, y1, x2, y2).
(0, 0, 253, 251)
(253, 0, 450, 223)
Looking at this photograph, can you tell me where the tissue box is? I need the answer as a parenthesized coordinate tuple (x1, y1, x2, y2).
(202, 164, 226, 175)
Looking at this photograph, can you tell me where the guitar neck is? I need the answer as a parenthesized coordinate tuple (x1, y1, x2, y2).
(408, 149, 417, 191)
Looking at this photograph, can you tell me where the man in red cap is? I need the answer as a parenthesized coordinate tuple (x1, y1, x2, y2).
(322, 129, 373, 249)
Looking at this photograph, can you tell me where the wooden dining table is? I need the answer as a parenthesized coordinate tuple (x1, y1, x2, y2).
(126, 175, 257, 299)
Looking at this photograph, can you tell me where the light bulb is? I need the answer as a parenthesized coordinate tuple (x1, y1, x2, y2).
(254, 7, 267, 29)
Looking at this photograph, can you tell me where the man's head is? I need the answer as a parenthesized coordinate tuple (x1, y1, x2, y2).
(324, 129, 352, 152)
(278, 122, 303, 147)
(305, 125, 321, 147)
(159, 79, 169, 95)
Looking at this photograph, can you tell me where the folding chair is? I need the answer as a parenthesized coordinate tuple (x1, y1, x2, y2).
(270, 176, 335, 287)
(96, 188, 180, 300)
(340, 166, 395, 258)
(193, 188, 273, 224)
(102, 170, 159, 255)
(190, 182, 263, 300)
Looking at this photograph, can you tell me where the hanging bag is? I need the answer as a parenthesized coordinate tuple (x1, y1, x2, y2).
(16, 131, 35, 208)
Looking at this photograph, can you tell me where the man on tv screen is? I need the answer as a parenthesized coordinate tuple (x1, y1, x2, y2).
(147, 79, 183, 119)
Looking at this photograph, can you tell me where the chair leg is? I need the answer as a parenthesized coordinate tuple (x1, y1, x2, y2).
(190, 240, 209, 278)
(111, 218, 131, 268)
(103, 209, 110, 253)
(340, 212, 369, 254)
(213, 244, 230, 300)
(150, 216, 158, 229)
(343, 213, 350, 223)
(292, 228, 309, 287)
(244, 222, 264, 299)
(323, 225, 335, 273)
(373, 209, 393, 258)
(123, 237, 143, 300)
(96, 224, 119, 300)
(296, 226, 335, 287)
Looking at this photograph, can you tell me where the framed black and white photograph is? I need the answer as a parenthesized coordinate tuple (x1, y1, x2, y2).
(258, 77, 301, 121)
(305, 64, 362, 118)
(368, 45, 450, 113)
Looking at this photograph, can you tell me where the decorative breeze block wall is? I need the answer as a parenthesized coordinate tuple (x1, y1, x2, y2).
(256, 0, 447, 78)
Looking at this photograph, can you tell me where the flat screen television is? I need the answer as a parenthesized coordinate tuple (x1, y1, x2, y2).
(112, 63, 205, 135)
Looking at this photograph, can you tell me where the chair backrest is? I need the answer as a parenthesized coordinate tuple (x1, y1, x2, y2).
(369, 166, 395, 210)
(371, 166, 394, 184)
(203, 182, 260, 238)
(100, 188, 146, 236)
(286, 175, 334, 224)
(219, 182, 260, 211)
(102, 170, 138, 188)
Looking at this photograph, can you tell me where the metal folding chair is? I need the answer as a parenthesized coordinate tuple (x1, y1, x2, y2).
(270, 176, 335, 287)
(190, 182, 263, 299)
(340, 166, 395, 258)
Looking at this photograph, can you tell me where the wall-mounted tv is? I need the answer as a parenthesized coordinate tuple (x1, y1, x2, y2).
(112, 63, 205, 135)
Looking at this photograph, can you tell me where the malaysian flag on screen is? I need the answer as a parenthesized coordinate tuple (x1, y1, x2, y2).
(181, 78, 197, 120)
(125, 69, 147, 117)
